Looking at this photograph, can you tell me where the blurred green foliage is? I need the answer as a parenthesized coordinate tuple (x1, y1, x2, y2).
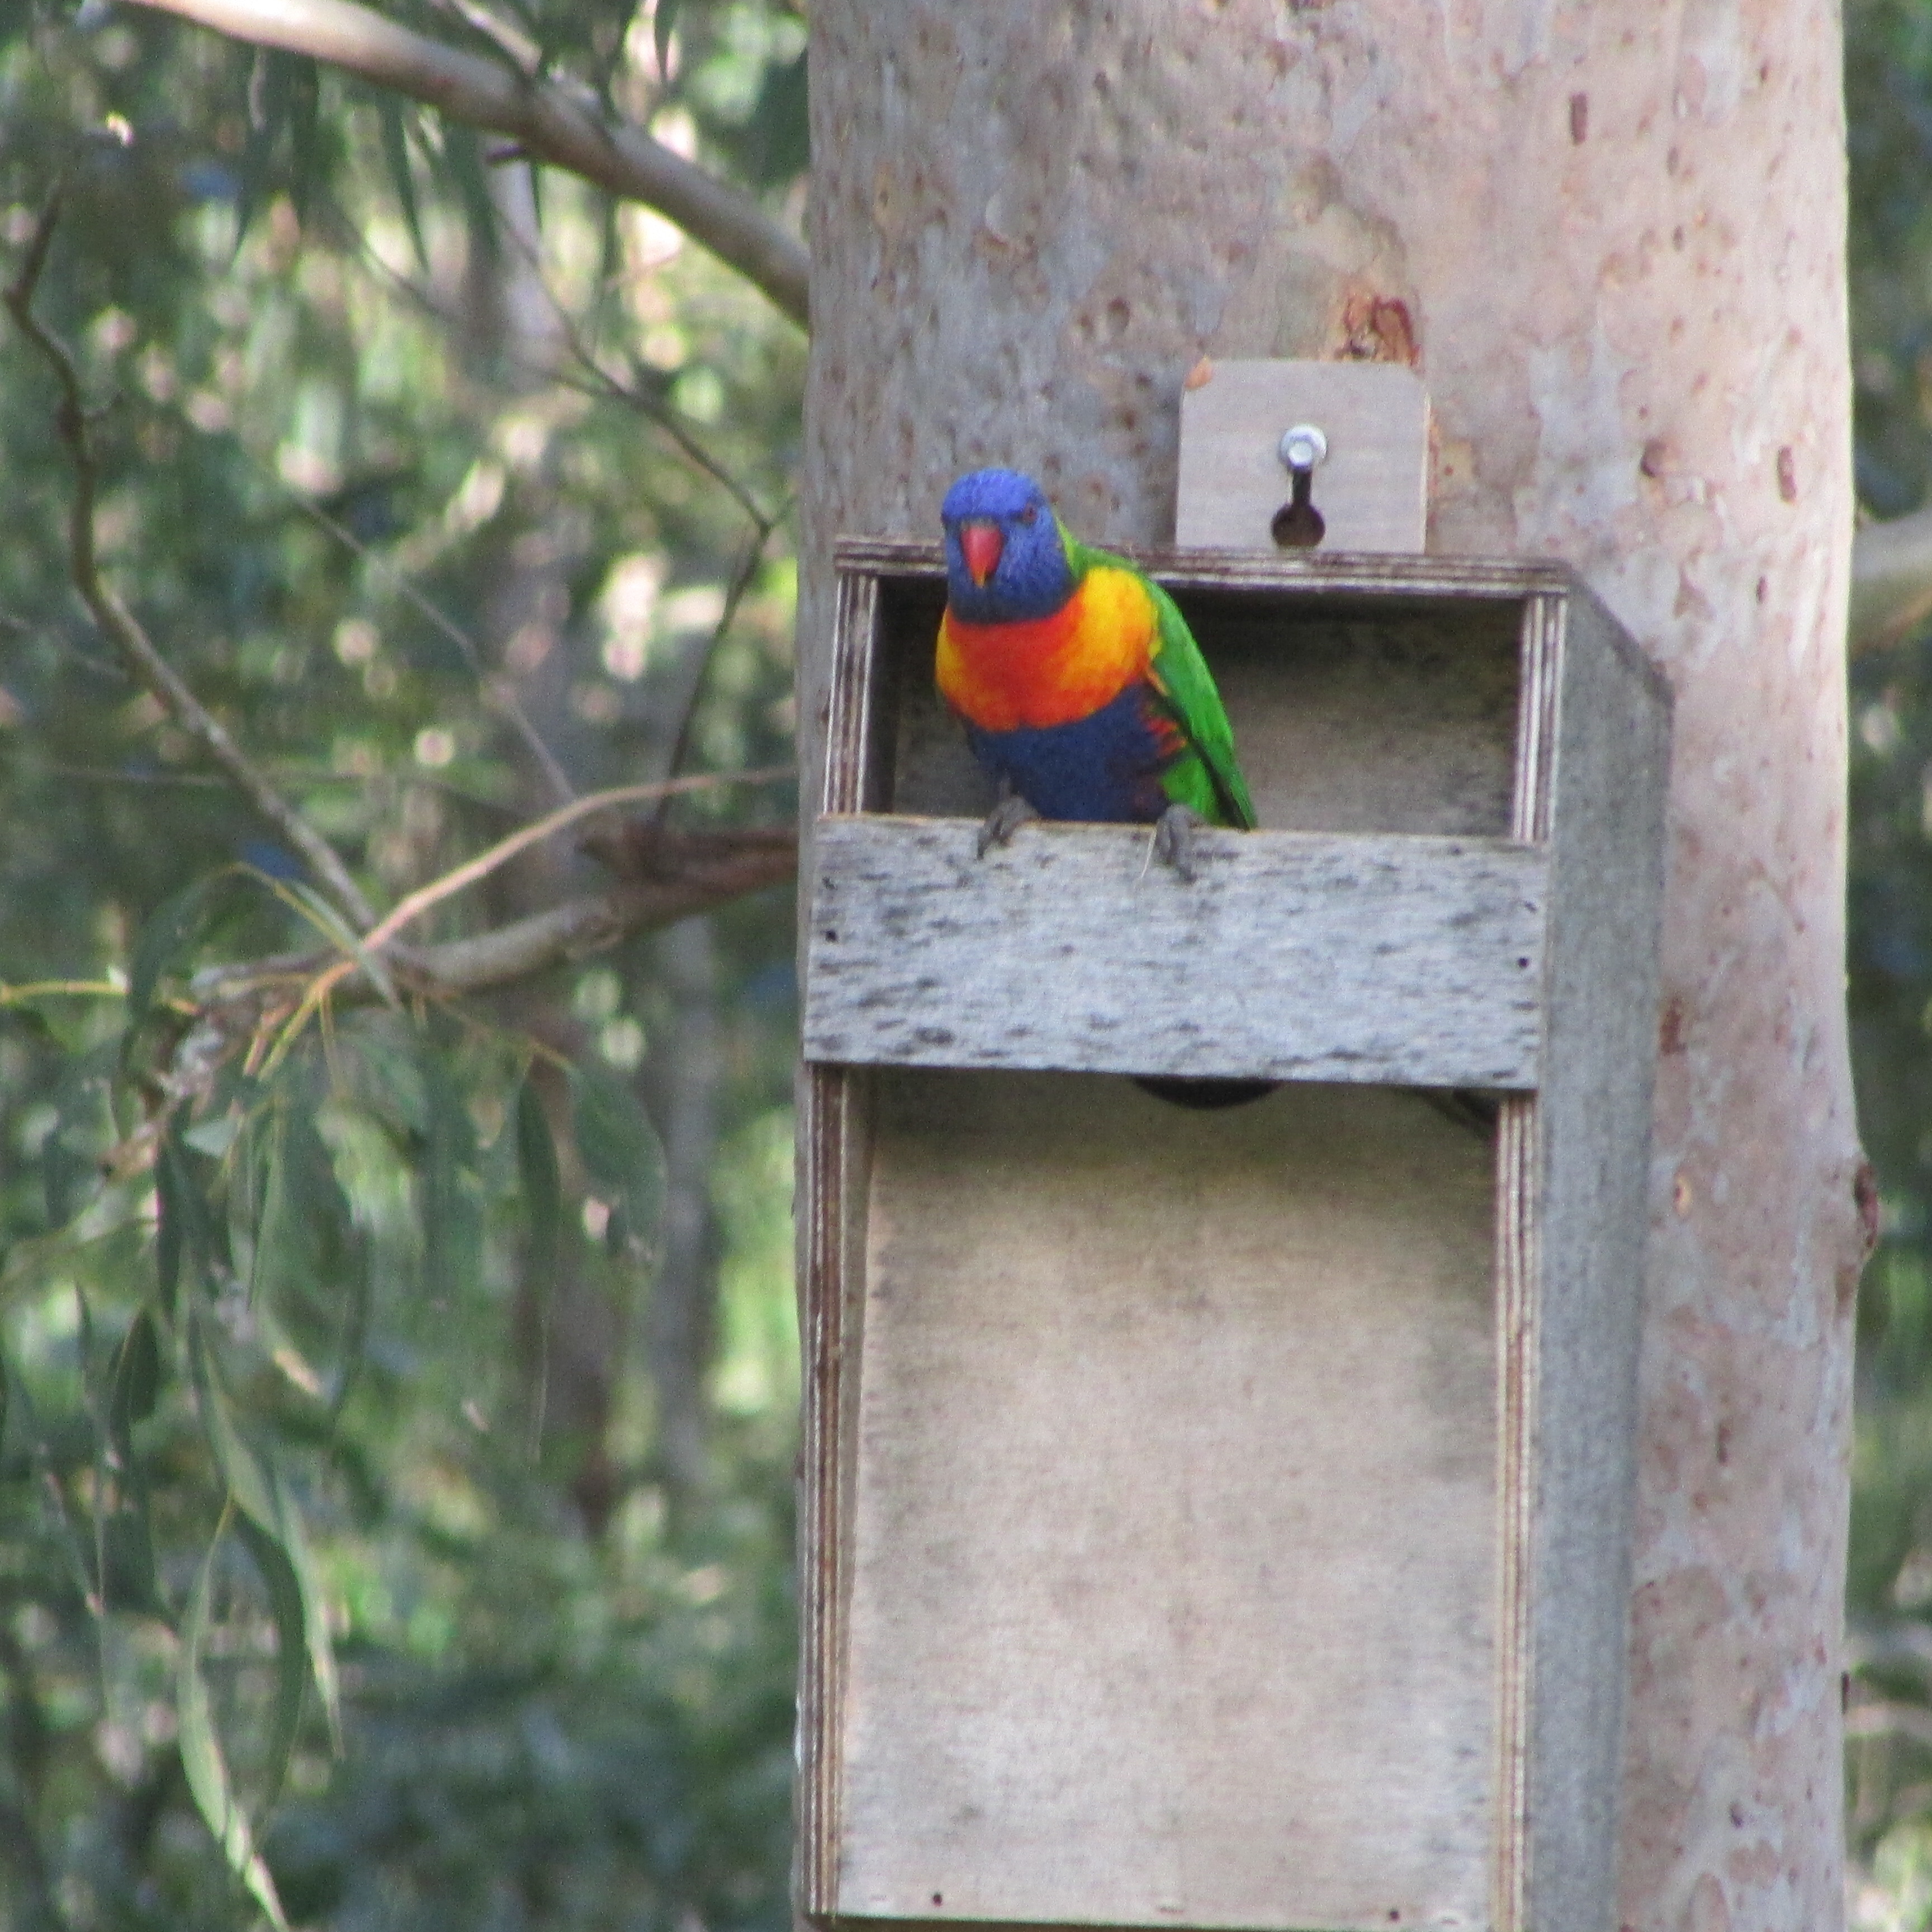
(1847, 4, 1932, 1921)
(13, 0, 1932, 1925)
(0, 1, 807, 1925)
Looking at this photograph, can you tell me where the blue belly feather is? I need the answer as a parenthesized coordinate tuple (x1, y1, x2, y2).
(963, 684, 1175, 824)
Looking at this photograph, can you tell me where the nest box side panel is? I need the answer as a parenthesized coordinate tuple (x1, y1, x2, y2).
(834, 1072, 1499, 1932)
(1521, 593, 1671, 1932)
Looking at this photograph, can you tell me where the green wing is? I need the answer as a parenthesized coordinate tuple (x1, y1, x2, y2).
(1071, 538, 1257, 830)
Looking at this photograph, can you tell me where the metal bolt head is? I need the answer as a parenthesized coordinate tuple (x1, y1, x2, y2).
(1278, 424, 1329, 473)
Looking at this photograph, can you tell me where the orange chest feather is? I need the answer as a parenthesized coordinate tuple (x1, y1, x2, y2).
(936, 571, 1155, 733)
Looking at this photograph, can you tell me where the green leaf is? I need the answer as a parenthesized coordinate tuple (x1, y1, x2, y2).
(127, 877, 216, 1029)
(444, 125, 500, 285)
(283, 880, 396, 1007)
(286, 55, 322, 224)
(177, 1524, 291, 1932)
(516, 1073, 562, 1281)
(270, 1464, 341, 1753)
(157, 1127, 224, 1315)
(188, 1313, 341, 1754)
(41, 1114, 86, 1230)
(378, 100, 430, 272)
(41, 1043, 117, 1232)
(418, 1033, 479, 1308)
(654, 0, 681, 82)
(108, 1309, 162, 1448)
(569, 1060, 667, 1256)
(747, 49, 809, 186)
(188, 1312, 278, 1532)
(232, 1513, 309, 1810)
(248, 1095, 355, 1314)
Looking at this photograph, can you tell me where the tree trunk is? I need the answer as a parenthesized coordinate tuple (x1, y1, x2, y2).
(799, 4, 1866, 1925)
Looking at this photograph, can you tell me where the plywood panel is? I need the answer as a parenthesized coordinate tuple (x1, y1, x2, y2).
(1175, 361, 1429, 553)
(835, 1073, 1498, 1932)
(805, 816, 1546, 1088)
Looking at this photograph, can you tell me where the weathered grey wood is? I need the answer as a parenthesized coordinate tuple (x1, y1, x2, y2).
(1517, 585, 1671, 1932)
(798, 537, 1671, 1932)
(837, 1072, 1497, 1932)
(805, 816, 1547, 1089)
(1176, 360, 1430, 552)
(833, 533, 1573, 603)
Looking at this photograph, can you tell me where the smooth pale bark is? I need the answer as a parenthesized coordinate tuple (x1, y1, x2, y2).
(799, 5, 1867, 1927)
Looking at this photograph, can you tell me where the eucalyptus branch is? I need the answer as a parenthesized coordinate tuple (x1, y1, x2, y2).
(197, 822, 797, 1007)
(122, 0, 811, 328)
(2, 193, 378, 932)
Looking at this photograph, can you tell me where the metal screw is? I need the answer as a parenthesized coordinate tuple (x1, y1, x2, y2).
(1278, 424, 1329, 473)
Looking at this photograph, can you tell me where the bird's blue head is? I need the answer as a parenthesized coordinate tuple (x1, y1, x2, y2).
(940, 468, 1076, 623)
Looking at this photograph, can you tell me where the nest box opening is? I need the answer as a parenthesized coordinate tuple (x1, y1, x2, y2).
(870, 574, 1524, 838)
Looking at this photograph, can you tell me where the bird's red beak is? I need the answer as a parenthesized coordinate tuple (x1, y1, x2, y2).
(960, 520, 1003, 587)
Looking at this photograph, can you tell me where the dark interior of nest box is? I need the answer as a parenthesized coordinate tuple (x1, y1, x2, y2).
(864, 572, 1526, 836)
(821, 568, 1535, 1932)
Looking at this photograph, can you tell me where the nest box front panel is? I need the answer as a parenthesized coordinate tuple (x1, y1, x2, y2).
(835, 1073, 1496, 1932)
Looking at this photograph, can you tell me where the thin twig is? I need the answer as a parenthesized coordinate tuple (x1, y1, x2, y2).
(358, 763, 791, 954)
(362, 202, 779, 536)
(274, 473, 576, 805)
(652, 519, 776, 824)
(2, 191, 378, 933)
(122, 0, 811, 328)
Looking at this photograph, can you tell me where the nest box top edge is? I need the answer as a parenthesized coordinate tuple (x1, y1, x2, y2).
(831, 532, 1563, 595)
(830, 536, 1673, 714)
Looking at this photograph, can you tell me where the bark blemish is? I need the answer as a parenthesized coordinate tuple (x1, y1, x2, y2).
(1570, 92, 1589, 144)
(1776, 447, 1798, 502)
(1660, 995, 1688, 1054)
(1338, 292, 1417, 364)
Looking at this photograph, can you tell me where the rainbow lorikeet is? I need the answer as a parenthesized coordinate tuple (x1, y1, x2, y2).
(936, 468, 1256, 876)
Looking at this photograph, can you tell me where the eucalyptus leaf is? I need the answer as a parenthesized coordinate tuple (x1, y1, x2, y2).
(157, 1127, 225, 1316)
(108, 1309, 162, 1448)
(188, 1311, 278, 1532)
(127, 877, 216, 1029)
(654, 0, 681, 82)
(516, 1073, 562, 1283)
(418, 1031, 480, 1308)
(378, 99, 430, 272)
(177, 1527, 292, 1932)
(233, 1513, 311, 1811)
(569, 1060, 667, 1256)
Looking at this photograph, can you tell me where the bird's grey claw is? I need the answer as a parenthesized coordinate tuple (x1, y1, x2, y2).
(976, 793, 1040, 857)
(1149, 804, 1206, 882)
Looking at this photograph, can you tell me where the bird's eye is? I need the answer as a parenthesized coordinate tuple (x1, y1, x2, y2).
(1017, 505, 1038, 526)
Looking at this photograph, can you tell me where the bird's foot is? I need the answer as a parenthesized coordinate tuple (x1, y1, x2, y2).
(1144, 803, 1207, 882)
(976, 792, 1040, 858)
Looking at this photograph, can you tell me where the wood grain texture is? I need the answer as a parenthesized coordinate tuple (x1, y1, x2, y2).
(836, 1072, 1498, 1932)
(1519, 586, 1670, 1931)
(804, 815, 1546, 1088)
(1176, 359, 1430, 552)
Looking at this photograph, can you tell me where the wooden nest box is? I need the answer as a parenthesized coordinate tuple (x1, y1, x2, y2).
(797, 531, 1671, 1932)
